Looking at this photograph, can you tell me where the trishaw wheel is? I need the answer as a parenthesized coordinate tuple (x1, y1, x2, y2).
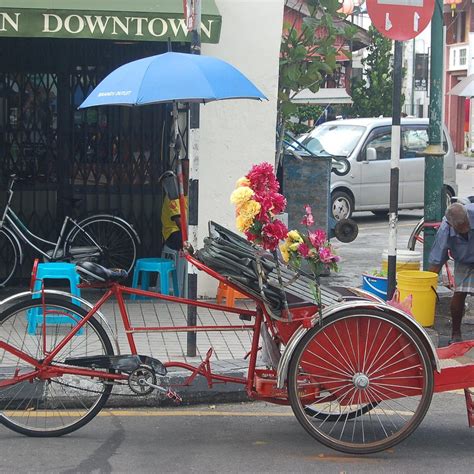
(288, 309, 434, 454)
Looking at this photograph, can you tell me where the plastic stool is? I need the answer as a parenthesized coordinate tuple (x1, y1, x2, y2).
(216, 282, 248, 307)
(131, 258, 179, 300)
(162, 245, 187, 297)
(28, 262, 83, 335)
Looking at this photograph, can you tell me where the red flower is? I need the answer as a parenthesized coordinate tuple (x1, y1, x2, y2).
(246, 162, 280, 194)
(261, 219, 288, 251)
(298, 243, 310, 257)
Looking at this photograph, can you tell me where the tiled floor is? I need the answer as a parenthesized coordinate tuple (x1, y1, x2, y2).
(100, 298, 255, 364)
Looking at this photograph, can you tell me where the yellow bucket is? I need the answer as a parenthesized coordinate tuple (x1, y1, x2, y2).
(382, 250, 421, 273)
(396, 270, 438, 327)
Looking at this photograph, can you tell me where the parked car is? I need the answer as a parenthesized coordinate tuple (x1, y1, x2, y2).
(295, 118, 458, 220)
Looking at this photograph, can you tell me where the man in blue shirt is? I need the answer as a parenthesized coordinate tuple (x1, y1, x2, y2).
(429, 202, 474, 344)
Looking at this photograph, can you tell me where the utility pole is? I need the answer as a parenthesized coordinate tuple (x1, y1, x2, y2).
(423, 0, 444, 269)
(387, 40, 403, 300)
(187, 0, 201, 357)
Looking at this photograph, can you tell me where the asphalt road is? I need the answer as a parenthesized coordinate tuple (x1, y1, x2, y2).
(0, 393, 472, 473)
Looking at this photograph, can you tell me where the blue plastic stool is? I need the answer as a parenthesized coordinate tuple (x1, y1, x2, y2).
(130, 258, 179, 300)
(28, 262, 83, 335)
(162, 245, 187, 298)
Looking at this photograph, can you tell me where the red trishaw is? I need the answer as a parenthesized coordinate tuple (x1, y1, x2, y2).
(0, 218, 473, 455)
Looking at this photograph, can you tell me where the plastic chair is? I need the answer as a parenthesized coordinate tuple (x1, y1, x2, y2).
(216, 281, 248, 308)
(28, 262, 83, 335)
(162, 245, 187, 297)
(131, 258, 179, 300)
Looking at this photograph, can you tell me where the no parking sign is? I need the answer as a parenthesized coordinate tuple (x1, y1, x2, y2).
(366, 0, 435, 41)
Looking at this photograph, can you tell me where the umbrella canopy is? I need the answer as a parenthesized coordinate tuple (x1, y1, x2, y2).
(448, 74, 474, 97)
(79, 51, 267, 108)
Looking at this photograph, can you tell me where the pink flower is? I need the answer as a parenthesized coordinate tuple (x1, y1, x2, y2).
(271, 193, 287, 215)
(309, 229, 327, 248)
(298, 243, 310, 257)
(301, 213, 314, 227)
(319, 246, 336, 263)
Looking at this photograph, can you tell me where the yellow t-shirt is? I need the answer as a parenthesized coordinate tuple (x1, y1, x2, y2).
(161, 196, 188, 241)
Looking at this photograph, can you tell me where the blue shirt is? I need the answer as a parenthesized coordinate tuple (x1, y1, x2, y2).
(429, 203, 474, 266)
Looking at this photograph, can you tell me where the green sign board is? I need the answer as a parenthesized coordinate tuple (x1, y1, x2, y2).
(0, 0, 221, 43)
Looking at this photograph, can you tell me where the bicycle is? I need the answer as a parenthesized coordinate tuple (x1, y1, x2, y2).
(0, 175, 141, 287)
(407, 195, 474, 288)
(0, 220, 464, 455)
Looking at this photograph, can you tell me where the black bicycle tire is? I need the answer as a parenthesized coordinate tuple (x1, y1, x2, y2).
(288, 309, 434, 455)
(0, 228, 20, 287)
(0, 296, 114, 437)
(64, 216, 139, 274)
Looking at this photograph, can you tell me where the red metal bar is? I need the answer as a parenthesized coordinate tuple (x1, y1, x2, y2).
(464, 389, 474, 428)
(44, 365, 128, 381)
(0, 369, 40, 388)
(434, 365, 474, 393)
(246, 306, 264, 395)
(127, 325, 255, 333)
(114, 286, 138, 354)
(43, 288, 114, 365)
(164, 361, 248, 386)
(119, 284, 257, 317)
(0, 341, 43, 368)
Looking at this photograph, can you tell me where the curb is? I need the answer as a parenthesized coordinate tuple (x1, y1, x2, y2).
(456, 163, 474, 170)
(106, 359, 250, 408)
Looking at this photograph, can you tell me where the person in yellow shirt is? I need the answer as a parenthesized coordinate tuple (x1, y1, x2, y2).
(161, 194, 188, 250)
(161, 160, 188, 251)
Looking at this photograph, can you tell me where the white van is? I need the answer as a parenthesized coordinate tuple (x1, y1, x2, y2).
(297, 118, 458, 219)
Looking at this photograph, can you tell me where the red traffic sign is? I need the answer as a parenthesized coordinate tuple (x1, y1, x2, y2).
(366, 0, 435, 41)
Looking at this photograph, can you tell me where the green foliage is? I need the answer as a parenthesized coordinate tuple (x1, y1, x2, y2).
(348, 26, 404, 117)
(286, 104, 324, 135)
(276, 1, 355, 164)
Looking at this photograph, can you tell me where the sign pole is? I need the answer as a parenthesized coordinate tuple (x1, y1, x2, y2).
(387, 40, 403, 300)
(187, 0, 201, 357)
(423, 0, 445, 269)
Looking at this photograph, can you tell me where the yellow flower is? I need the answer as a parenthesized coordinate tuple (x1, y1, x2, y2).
(239, 199, 261, 220)
(236, 177, 250, 188)
(288, 230, 303, 242)
(230, 186, 254, 206)
(289, 242, 301, 252)
(236, 215, 253, 232)
(279, 242, 290, 262)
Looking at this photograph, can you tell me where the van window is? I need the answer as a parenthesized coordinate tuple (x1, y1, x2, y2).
(365, 132, 391, 161)
(301, 124, 365, 157)
(402, 129, 428, 158)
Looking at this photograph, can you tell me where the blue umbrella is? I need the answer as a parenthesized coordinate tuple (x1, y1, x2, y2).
(79, 51, 267, 108)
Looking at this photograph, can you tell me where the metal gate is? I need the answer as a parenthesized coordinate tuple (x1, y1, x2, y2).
(0, 38, 188, 281)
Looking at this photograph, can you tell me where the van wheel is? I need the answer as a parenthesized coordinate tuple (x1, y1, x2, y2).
(331, 191, 353, 221)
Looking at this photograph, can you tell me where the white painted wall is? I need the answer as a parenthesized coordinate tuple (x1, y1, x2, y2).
(197, 0, 284, 296)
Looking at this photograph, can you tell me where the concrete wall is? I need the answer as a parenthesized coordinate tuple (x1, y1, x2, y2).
(198, 0, 284, 296)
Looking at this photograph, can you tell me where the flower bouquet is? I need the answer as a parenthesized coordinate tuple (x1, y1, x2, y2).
(230, 162, 288, 251)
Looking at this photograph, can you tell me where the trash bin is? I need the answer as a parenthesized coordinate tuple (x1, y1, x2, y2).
(281, 153, 331, 236)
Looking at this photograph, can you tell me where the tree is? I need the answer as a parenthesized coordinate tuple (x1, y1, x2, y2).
(277, 0, 356, 166)
(348, 25, 403, 117)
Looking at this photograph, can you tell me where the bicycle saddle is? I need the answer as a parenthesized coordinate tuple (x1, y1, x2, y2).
(76, 262, 128, 283)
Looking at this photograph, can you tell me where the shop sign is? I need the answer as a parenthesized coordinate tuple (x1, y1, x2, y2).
(0, 10, 221, 43)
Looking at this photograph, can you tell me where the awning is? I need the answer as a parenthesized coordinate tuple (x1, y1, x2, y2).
(291, 88, 353, 105)
(448, 74, 474, 97)
(0, 0, 221, 43)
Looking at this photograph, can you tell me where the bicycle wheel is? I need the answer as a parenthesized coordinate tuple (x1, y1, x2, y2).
(65, 216, 138, 274)
(407, 219, 454, 288)
(0, 228, 20, 287)
(288, 309, 434, 454)
(0, 297, 114, 436)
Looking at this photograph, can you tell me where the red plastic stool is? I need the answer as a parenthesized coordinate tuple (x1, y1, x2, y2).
(216, 282, 247, 307)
